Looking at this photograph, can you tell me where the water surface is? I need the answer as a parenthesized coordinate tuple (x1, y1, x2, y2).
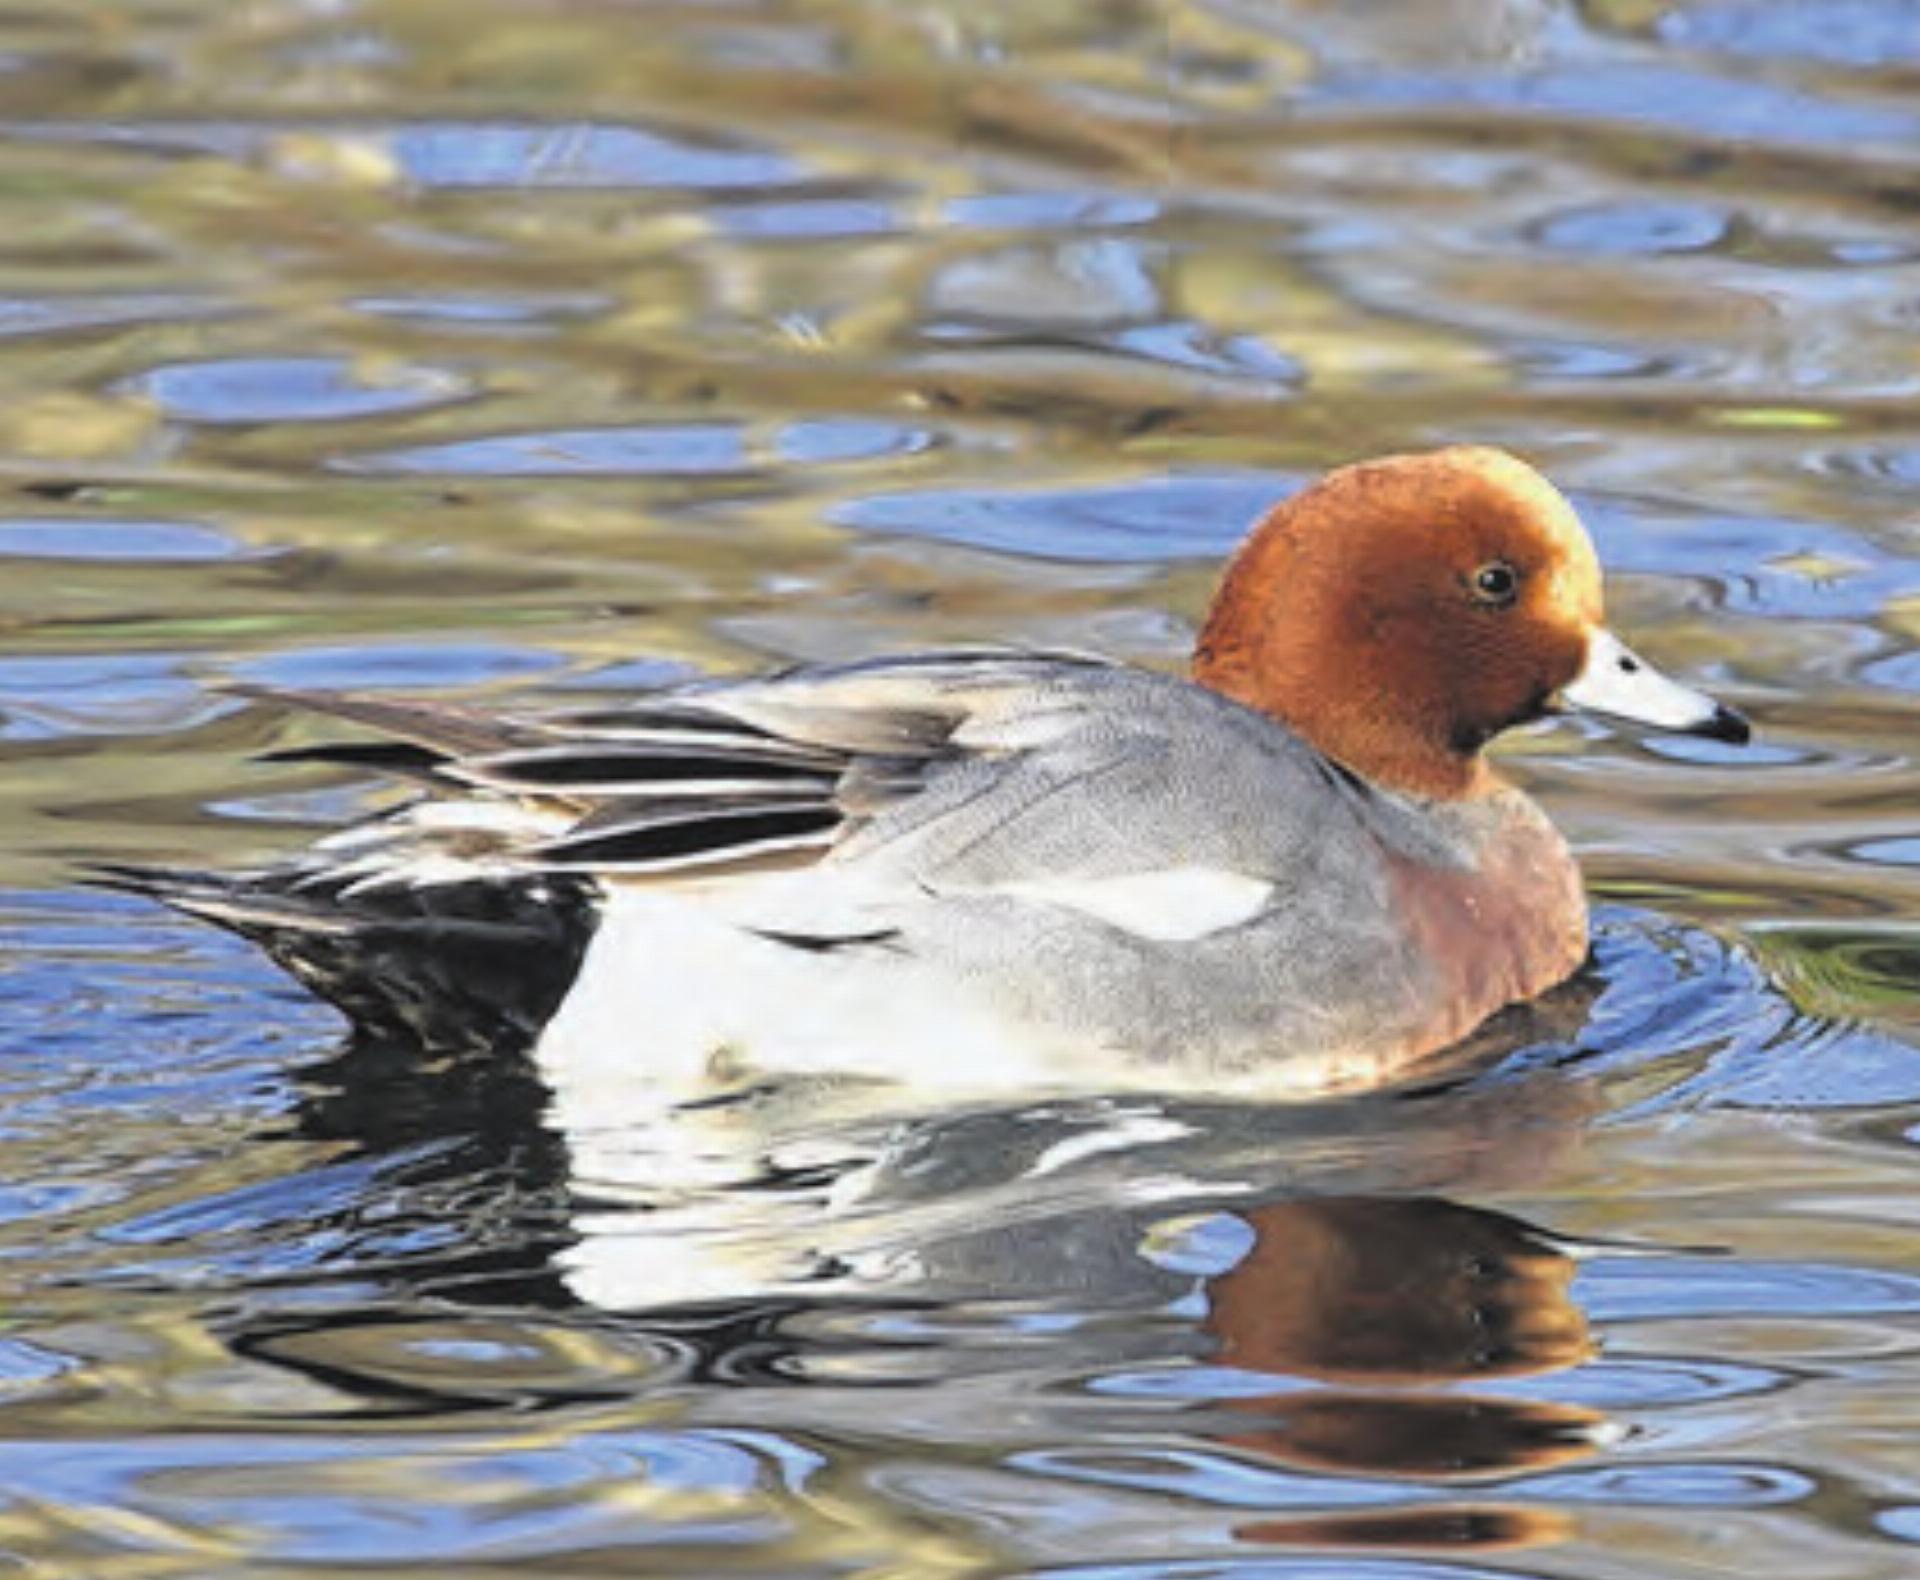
(4, 2, 1920, 1575)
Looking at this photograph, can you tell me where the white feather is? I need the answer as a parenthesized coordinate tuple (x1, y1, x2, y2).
(991, 867, 1272, 942)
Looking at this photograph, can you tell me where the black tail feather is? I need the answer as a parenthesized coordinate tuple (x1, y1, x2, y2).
(87, 863, 598, 1055)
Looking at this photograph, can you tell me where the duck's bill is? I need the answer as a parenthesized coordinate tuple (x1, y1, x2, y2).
(1560, 629, 1750, 744)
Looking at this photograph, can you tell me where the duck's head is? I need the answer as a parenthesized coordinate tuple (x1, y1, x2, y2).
(1194, 446, 1748, 800)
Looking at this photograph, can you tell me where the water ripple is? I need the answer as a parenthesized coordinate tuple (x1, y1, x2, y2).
(126, 356, 470, 426)
(341, 419, 933, 476)
(3, 1, 1920, 1575)
(835, 473, 1286, 563)
(0, 517, 249, 562)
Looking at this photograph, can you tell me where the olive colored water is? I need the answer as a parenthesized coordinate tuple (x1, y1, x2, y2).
(3, 1, 1920, 1575)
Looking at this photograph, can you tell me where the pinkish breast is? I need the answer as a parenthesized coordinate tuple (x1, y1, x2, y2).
(1381, 795, 1589, 1062)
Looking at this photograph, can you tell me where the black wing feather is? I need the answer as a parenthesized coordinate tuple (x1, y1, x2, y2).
(528, 804, 842, 870)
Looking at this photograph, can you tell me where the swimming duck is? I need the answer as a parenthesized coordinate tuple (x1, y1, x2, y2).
(104, 447, 1747, 1096)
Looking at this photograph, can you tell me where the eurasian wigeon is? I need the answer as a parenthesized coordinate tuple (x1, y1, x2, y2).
(104, 447, 1748, 1096)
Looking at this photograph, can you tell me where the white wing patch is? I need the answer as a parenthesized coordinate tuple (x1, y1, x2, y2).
(996, 866, 1273, 942)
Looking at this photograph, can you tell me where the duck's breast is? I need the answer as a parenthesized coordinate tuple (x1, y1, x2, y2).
(1369, 788, 1590, 1062)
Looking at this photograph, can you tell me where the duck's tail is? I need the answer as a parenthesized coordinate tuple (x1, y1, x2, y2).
(87, 861, 600, 1055)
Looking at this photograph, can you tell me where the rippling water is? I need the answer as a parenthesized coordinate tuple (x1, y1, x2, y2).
(5, 2, 1920, 1574)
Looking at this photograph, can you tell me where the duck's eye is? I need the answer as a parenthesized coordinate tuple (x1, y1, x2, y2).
(1470, 561, 1519, 607)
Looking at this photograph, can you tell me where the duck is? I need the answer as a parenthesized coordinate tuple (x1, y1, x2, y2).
(100, 447, 1748, 1098)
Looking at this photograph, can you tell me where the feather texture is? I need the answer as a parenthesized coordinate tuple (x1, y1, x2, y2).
(208, 650, 1122, 891)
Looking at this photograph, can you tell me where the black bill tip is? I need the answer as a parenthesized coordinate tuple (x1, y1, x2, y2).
(1694, 702, 1752, 746)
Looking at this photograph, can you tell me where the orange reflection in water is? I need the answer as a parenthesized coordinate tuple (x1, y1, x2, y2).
(1197, 1194, 1601, 1552)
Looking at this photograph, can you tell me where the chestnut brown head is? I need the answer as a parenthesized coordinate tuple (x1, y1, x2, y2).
(1194, 447, 1747, 799)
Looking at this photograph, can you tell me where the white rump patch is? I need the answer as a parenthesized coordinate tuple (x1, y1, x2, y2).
(313, 797, 568, 854)
(309, 795, 574, 894)
(996, 866, 1272, 942)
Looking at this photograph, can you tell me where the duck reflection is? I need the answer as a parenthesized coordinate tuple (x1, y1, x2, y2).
(1232, 1504, 1573, 1554)
(232, 1024, 1617, 1570)
(1183, 1193, 1603, 1551)
(279, 1014, 1605, 1322)
(1202, 1195, 1591, 1387)
(279, 1033, 580, 1310)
